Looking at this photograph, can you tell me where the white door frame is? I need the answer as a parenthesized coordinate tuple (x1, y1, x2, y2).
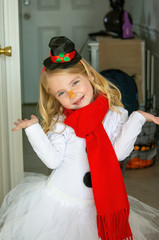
(0, 0, 23, 205)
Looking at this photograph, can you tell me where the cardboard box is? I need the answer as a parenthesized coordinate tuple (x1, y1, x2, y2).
(97, 36, 143, 103)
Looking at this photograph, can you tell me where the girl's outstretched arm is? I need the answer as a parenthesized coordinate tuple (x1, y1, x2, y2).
(25, 123, 66, 169)
(12, 114, 65, 169)
(12, 115, 39, 131)
(112, 110, 159, 161)
(137, 110, 159, 125)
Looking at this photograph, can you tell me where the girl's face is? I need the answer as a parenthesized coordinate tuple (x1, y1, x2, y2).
(48, 73, 94, 109)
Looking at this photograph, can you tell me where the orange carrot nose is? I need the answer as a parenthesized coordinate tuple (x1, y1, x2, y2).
(68, 90, 75, 99)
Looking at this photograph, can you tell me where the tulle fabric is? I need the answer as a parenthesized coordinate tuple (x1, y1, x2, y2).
(129, 196, 159, 239)
(0, 173, 98, 240)
(0, 173, 159, 240)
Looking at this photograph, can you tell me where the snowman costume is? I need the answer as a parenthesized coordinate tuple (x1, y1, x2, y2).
(1, 108, 159, 240)
(1, 36, 159, 239)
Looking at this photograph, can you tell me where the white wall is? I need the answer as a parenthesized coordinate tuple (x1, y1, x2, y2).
(125, 0, 159, 109)
(125, 0, 159, 30)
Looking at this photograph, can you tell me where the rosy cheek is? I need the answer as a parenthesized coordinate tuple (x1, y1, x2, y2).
(60, 99, 70, 108)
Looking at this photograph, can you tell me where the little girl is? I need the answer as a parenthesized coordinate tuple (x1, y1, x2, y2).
(0, 36, 159, 240)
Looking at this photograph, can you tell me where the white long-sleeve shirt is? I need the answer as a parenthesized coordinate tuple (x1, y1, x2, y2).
(25, 108, 146, 199)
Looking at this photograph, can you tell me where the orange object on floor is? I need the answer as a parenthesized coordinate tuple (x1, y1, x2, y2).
(126, 157, 154, 169)
(133, 143, 155, 152)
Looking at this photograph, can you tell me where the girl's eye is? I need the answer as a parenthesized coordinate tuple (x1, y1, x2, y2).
(73, 80, 79, 86)
(58, 91, 65, 97)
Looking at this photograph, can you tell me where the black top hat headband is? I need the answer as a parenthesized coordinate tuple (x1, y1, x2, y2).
(43, 36, 82, 71)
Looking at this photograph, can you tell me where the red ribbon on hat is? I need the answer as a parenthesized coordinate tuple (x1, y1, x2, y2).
(50, 50, 75, 63)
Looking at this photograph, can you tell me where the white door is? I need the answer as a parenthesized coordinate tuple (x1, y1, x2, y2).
(0, 0, 23, 205)
(20, 0, 109, 103)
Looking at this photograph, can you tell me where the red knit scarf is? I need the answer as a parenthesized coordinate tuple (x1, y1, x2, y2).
(64, 94, 133, 240)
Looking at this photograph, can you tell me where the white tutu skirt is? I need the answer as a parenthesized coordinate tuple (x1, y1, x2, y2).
(0, 173, 159, 240)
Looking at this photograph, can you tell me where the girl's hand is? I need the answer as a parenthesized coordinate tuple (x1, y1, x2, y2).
(137, 110, 159, 125)
(12, 115, 39, 131)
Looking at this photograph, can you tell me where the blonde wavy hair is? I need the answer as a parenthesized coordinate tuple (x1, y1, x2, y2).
(39, 58, 124, 134)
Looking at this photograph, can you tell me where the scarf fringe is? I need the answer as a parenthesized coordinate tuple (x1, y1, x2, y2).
(97, 208, 133, 240)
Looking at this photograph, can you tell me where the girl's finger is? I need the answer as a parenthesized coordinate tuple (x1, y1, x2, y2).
(154, 119, 159, 125)
(12, 126, 19, 131)
(14, 122, 19, 126)
(17, 119, 22, 122)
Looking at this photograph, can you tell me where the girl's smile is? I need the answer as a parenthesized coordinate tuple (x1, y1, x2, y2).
(73, 95, 85, 105)
(48, 73, 94, 109)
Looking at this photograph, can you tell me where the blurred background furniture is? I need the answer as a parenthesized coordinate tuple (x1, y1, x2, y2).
(88, 36, 145, 105)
